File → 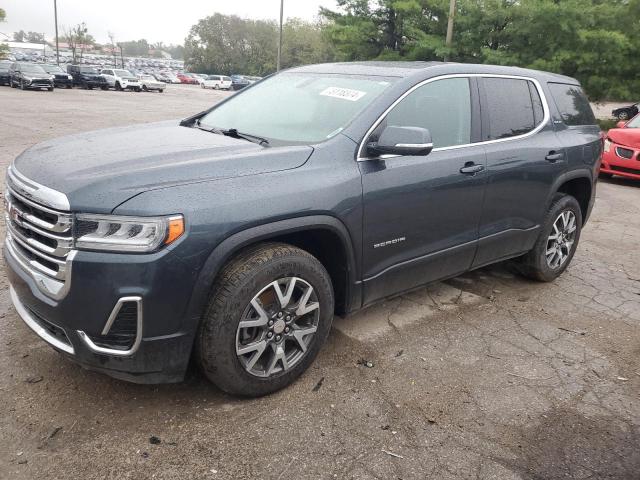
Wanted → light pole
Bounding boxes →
[276,0,283,71]
[444,0,456,61]
[54,0,60,64]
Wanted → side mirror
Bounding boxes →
[367,126,433,157]
[616,121,627,129]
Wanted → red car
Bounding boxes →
[176,73,198,85]
[601,114,640,180]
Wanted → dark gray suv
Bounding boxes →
[4,62,601,396]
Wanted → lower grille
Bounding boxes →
[610,165,640,175]
[87,302,138,351]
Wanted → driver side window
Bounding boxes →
[376,77,472,149]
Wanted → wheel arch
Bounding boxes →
[184,215,361,325]
[548,170,593,225]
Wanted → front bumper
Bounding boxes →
[4,235,198,384]
[601,144,640,180]
[23,78,53,89]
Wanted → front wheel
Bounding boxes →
[197,243,334,396]
[617,111,630,121]
[516,194,582,282]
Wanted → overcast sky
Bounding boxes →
[1,0,338,45]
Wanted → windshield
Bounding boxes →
[0,64,10,72]
[115,69,134,77]
[80,67,98,74]
[22,64,46,74]
[626,115,640,128]
[199,73,395,144]
[141,75,154,80]
[43,65,63,73]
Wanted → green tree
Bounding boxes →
[0,8,7,59]
[63,22,94,64]
[26,31,45,43]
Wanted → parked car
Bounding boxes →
[42,64,73,89]
[245,76,263,84]
[137,74,165,92]
[9,62,54,91]
[100,68,142,91]
[67,65,108,89]
[192,73,208,85]
[201,75,232,90]
[0,60,11,86]
[230,74,250,90]
[601,114,640,180]
[177,73,198,84]
[612,102,639,121]
[4,62,600,396]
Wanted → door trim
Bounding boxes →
[357,73,551,161]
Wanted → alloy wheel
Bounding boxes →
[546,210,577,269]
[235,277,320,378]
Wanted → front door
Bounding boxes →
[359,76,487,305]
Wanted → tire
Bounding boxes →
[197,243,334,397]
[115,81,122,91]
[516,194,582,282]
[48,87,53,92]
[214,84,219,90]
[618,111,629,120]
[159,89,164,93]
[20,80,25,90]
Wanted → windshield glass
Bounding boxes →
[22,64,46,73]
[115,69,133,77]
[0,64,10,72]
[199,73,395,144]
[43,65,63,73]
[626,115,640,128]
[80,67,98,74]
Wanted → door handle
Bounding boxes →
[460,163,485,175]
[545,151,565,162]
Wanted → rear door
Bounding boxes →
[473,76,566,268]
[101,69,115,86]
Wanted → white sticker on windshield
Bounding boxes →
[320,87,367,102]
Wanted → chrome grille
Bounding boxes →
[5,166,74,299]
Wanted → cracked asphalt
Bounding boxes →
[1,85,639,480]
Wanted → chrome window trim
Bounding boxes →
[9,286,75,355]
[357,73,551,161]
[77,296,143,357]
[395,142,434,148]
[7,164,71,211]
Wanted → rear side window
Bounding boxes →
[548,83,596,126]
[483,78,543,140]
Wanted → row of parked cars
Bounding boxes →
[0,59,261,93]
[0,61,166,92]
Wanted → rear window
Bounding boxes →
[483,78,543,140]
[548,83,596,126]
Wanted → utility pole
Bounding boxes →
[43,33,46,58]
[276,0,284,71]
[119,44,124,68]
[53,0,60,64]
[444,0,456,62]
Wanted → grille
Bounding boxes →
[615,146,634,159]
[87,302,138,351]
[5,182,73,286]
[26,304,73,349]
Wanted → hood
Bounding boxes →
[13,121,313,212]
[607,128,640,148]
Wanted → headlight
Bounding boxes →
[603,138,612,152]
[74,214,184,253]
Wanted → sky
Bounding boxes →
[1,0,338,45]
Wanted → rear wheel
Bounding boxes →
[516,194,582,282]
[197,243,334,396]
[617,111,630,120]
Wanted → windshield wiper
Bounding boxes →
[194,121,269,146]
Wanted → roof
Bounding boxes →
[287,61,578,84]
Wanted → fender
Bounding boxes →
[183,215,361,325]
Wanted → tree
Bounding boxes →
[320,0,640,100]
[184,14,333,75]
[0,8,7,59]
[13,29,26,42]
[119,39,150,57]
[63,22,94,64]
[26,32,45,43]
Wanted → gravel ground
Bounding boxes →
[1,84,639,480]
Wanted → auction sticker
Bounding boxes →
[320,87,367,102]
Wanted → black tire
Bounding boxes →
[618,111,629,121]
[214,84,219,90]
[516,194,582,282]
[101,85,108,90]
[142,85,148,92]
[197,243,334,396]
[20,80,25,90]
[115,81,122,91]
[48,87,53,92]
[159,89,164,93]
